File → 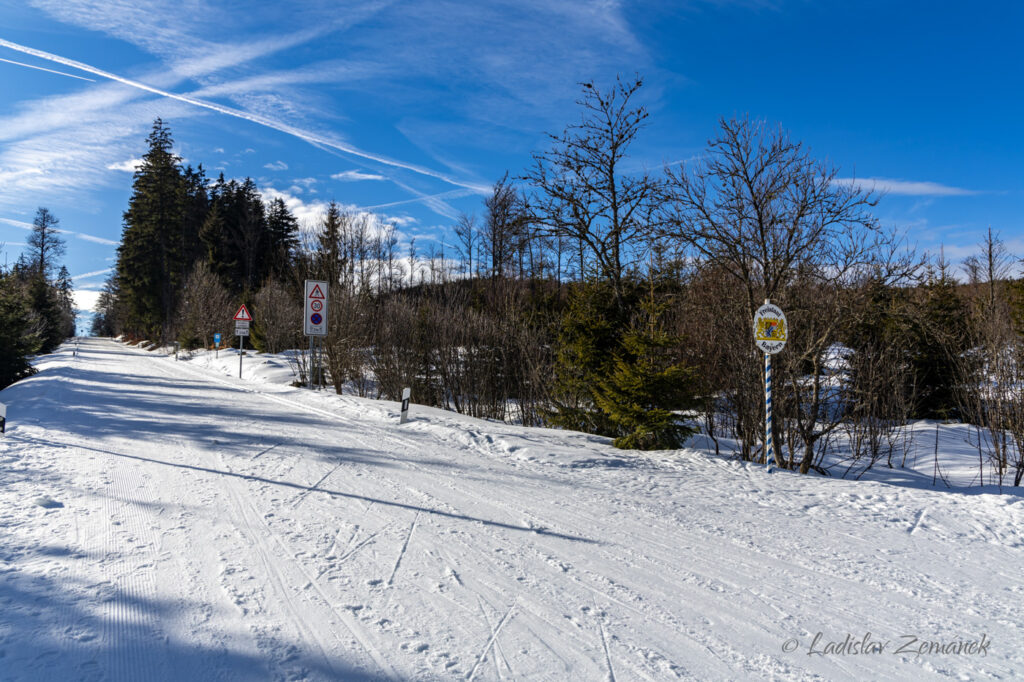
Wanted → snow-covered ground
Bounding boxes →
[0,338,1021,681]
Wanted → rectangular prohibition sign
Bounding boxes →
[304,279,328,336]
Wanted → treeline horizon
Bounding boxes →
[74,78,1024,484]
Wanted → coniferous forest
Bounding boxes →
[5,78,1011,486]
[0,207,76,389]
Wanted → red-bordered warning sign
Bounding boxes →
[304,280,328,336]
[233,304,252,321]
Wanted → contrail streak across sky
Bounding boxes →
[0,38,489,195]
[0,56,96,82]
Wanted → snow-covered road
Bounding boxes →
[0,338,1021,680]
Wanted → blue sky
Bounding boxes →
[1,0,1021,321]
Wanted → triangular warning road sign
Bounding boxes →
[233,304,252,321]
[308,284,325,299]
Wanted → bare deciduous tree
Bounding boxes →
[663,117,916,472]
[253,277,301,354]
[176,260,234,349]
[524,77,662,306]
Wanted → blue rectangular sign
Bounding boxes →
[214,333,221,347]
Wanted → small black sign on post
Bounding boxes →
[400,388,411,424]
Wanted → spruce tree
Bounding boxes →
[593,296,698,449]
[906,264,968,419]
[202,177,273,294]
[28,275,66,353]
[56,265,76,337]
[117,119,186,339]
[546,281,624,436]
[266,197,299,279]
[27,207,66,279]
[180,164,210,271]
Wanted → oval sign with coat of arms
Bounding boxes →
[753,302,787,354]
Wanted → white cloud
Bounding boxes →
[332,170,387,182]
[72,288,102,312]
[264,160,288,171]
[107,158,144,172]
[833,177,980,197]
[261,186,415,238]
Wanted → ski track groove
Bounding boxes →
[291,461,346,509]
[466,599,517,682]
[594,597,617,682]
[386,513,418,588]
[210,444,400,680]
[476,595,510,680]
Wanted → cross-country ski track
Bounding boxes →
[0,338,1021,680]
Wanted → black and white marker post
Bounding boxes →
[0,401,7,434]
[753,300,788,472]
[400,387,411,424]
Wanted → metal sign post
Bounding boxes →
[400,387,411,424]
[753,300,788,471]
[303,280,328,390]
[234,305,253,379]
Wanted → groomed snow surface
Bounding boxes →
[0,338,1021,681]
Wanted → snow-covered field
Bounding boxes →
[0,338,1021,681]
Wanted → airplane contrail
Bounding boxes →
[0,56,96,82]
[0,38,489,194]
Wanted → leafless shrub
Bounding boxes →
[175,261,234,349]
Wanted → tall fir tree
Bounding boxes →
[908,263,969,419]
[315,201,345,285]
[27,207,66,279]
[117,119,190,339]
[56,265,76,337]
[265,197,299,279]
[202,176,273,294]
[180,164,211,271]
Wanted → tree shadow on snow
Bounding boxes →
[0,538,388,682]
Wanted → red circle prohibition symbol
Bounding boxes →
[311,300,323,311]
[310,313,323,325]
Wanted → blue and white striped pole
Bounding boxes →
[765,350,774,471]
[755,298,785,472]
